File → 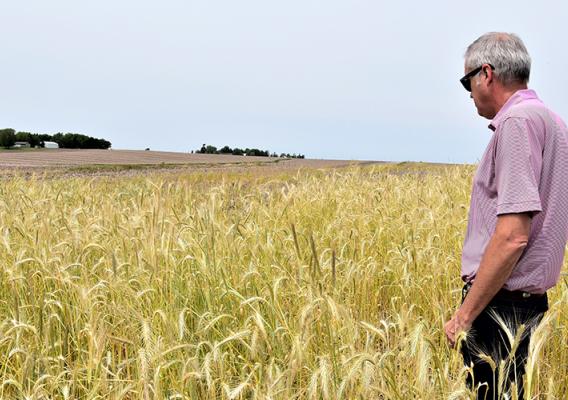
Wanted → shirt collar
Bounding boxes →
[488,89,539,131]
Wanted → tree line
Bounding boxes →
[195,144,305,159]
[0,128,112,149]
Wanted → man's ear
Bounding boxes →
[483,64,494,85]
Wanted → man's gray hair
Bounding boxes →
[465,32,531,86]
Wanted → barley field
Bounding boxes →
[0,164,566,399]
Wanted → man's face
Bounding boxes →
[464,65,492,119]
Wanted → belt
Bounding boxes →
[462,282,545,302]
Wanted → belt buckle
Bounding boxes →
[522,292,531,298]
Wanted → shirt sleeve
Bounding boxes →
[494,117,543,216]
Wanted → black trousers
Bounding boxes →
[460,286,548,399]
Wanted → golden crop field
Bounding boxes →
[0,164,566,399]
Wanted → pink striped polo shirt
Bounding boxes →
[461,89,568,294]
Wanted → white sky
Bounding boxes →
[1,0,567,162]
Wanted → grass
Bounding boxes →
[0,164,565,399]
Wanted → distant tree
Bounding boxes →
[244,148,269,157]
[1,129,111,149]
[12,131,41,147]
[194,144,303,158]
[14,131,29,141]
[195,144,219,154]
[0,128,16,148]
[205,145,217,154]
[51,133,111,149]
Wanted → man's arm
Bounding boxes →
[445,212,532,346]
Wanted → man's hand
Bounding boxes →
[445,213,532,347]
[444,310,472,347]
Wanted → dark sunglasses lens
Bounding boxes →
[460,66,484,92]
[460,77,471,92]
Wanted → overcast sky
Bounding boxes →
[1,1,567,162]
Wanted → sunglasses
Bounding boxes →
[460,64,495,92]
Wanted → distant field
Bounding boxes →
[0,149,280,167]
[0,149,366,170]
[0,149,378,179]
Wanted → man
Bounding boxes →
[445,32,568,399]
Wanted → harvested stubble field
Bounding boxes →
[0,150,366,179]
[0,163,566,399]
[0,149,280,167]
